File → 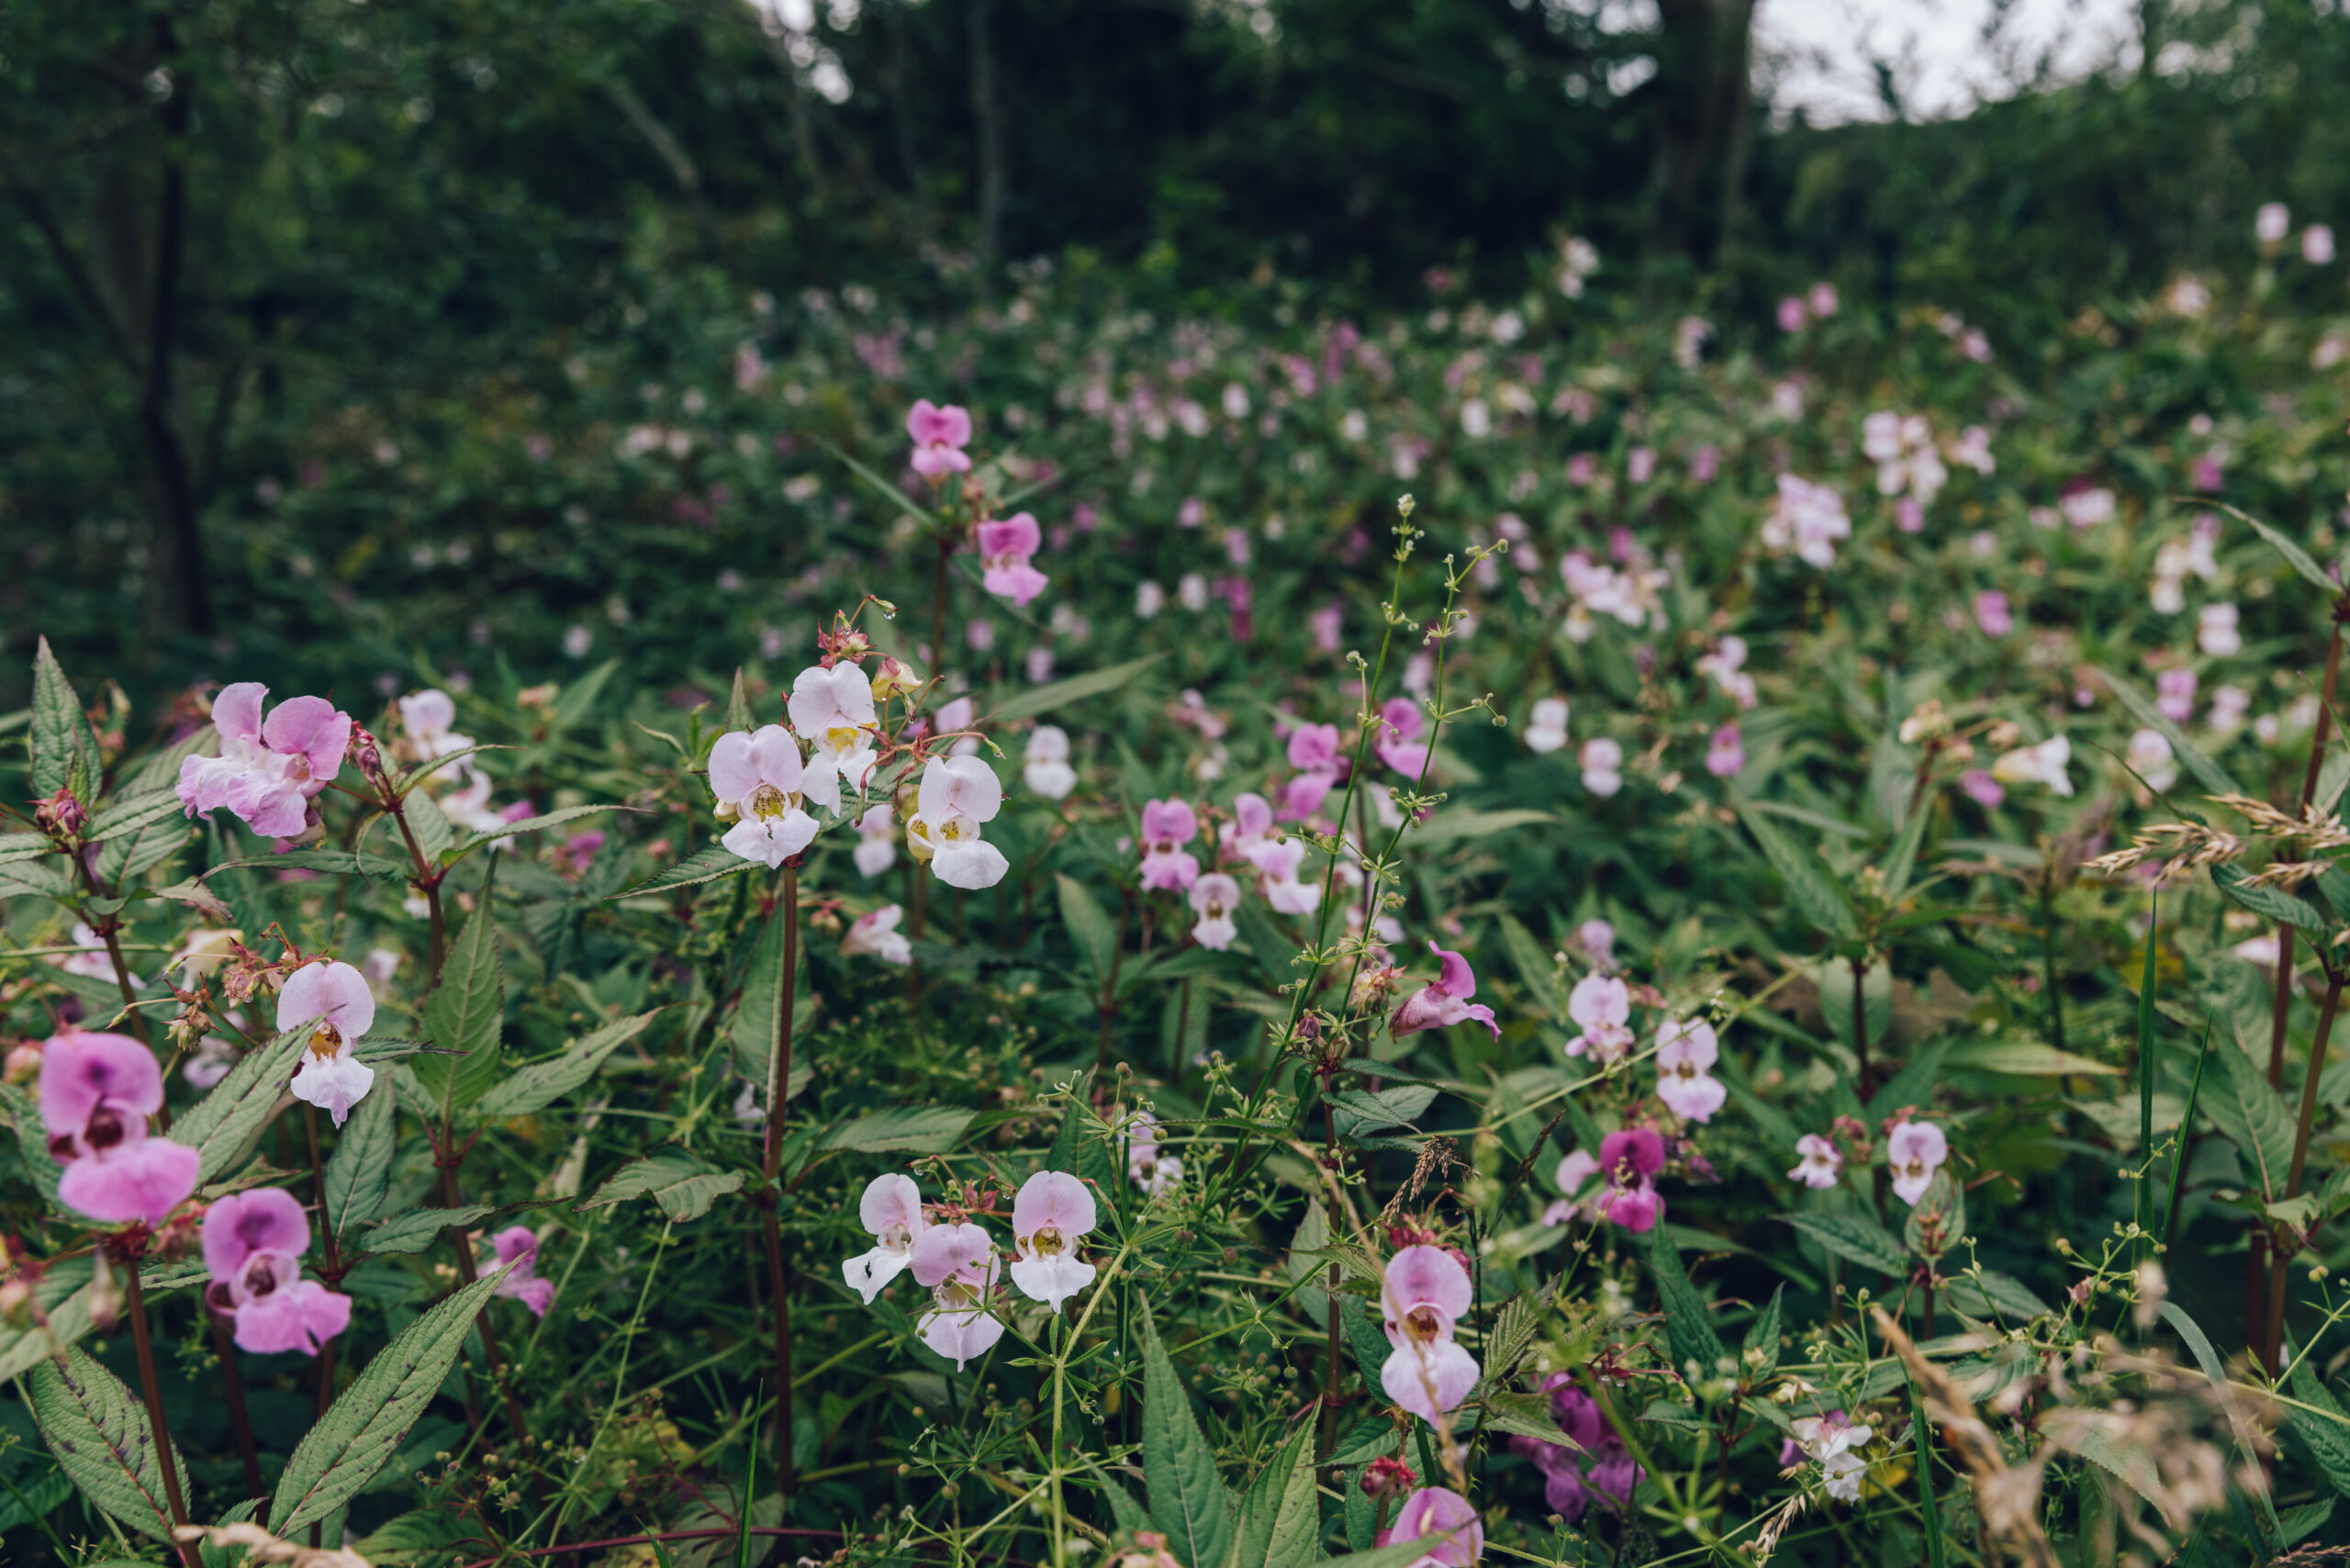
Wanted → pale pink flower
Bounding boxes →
[1190,873,1241,951]
[1257,838,1320,915]
[910,1220,1004,1369]
[2256,201,2291,245]
[842,904,912,965]
[2155,666,2199,722]
[1974,591,2012,636]
[1990,735,2072,798]
[854,803,897,878]
[1577,919,1616,967]
[977,513,1050,608]
[1377,698,1431,778]
[1010,1170,1098,1312]
[176,682,352,839]
[1379,1247,1481,1425]
[2306,225,2338,266]
[1960,768,2004,810]
[2126,728,2178,792]
[2198,603,2241,657]
[1125,1114,1182,1196]
[1788,1133,1842,1189]
[1579,737,1623,797]
[1288,722,1341,771]
[395,689,472,765]
[1525,697,1570,755]
[278,960,378,1127]
[908,756,1008,890]
[1654,1018,1726,1123]
[1379,1485,1483,1566]
[907,399,972,477]
[1886,1119,1948,1206]
[1391,941,1499,1040]
[1138,799,1201,891]
[40,1030,200,1226]
[1705,724,1744,779]
[1544,1148,1602,1226]
[1024,726,1077,800]
[710,725,822,868]
[202,1188,351,1355]
[1761,475,1850,568]
[844,1173,929,1304]
[1564,974,1632,1063]
[488,1226,556,1316]
[1808,282,1839,318]
[1777,296,1807,332]
[788,663,879,796]
[2232,935,2282,971]
[1220,790,1277,867]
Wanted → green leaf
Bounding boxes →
[405,789,455,868]
[413,866,505,1119]
[1734,799,1856,939]
[1495,914,1564,1022]
[208,848,411,881]
[1325,1539,1480,1568]
[1405,808,1559,850]
[1084,1462,1155,1536]
[0,1471,73,1536]
[1643,1226,1729,1374]
[0,1260,204,1384]
[452,804,621,860]
[475,1010,661,1122]
[270,1266,509,1534]
[1338,1294,1391,1390]
[820,434,941,526]
[1229,1419,1319,1568]
[1881,801,1933,901]
[0,1082,60,1207]
[2287,1355,2350,1499]
[29,637,97,801]
[1902,1170,1967,1263]
[1484,1288,1543,1383]
[1785,1212,1910,1276]
[2203,1039,2298,1204]
[173,1031,303,1183]
[1480,1388,1573,1445]
[1056,873,1119,988]
[820,1106,975,1154]
[83,789,185,846]
[611,844,760,899]
[1742,1285,1785,1379]
[324,1080,400,1236]
[1942,1271,2051,1322]
[1044,1088,1120,1193]
[728,666,757,734]
[2208,499,2344,599]
[1866,1038,1948,1121]
[363,1204,497,1256]
[28,1346,191,1541]
[579,1154,744,1221]
[989,655,1167,724]
[0,832,52,864]
[0,857,73,902]
[2098,666,2244,799]
[729,909,807,1087]
[1329,1417,1400,1465]
[2210,862,2329,935]
[1942,1039,2122,1076]
[1136,1297,1235,1568]
[550,660,621,733]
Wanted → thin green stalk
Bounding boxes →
[548,1220,673,1546]
[2266,969,2344,1369]
[2134,890,2158,1262]
[2160,1024,2214,1251]
[1908,1375,1948,1568]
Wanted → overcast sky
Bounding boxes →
[1753,0,2143,123]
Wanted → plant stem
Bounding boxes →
[2134,890,2158,1264]
[386,792,447,985]
[1851,956,1872,1101]
[122,1259,196,1565]
[2265,969,2344,1370]
[207,1308,265,1504]
[2038,874,2065,1055]
[763,864,802,1496]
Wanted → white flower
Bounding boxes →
[907,756,1008,890]
[843,1174,928,1305]
[2125,728,2177,793]
[1788,1134,1841,1189]
[842,905,912,965]
[788,663,879,799]
[709,725,822,868]
[1190,873,1241,950]
[1525,697,1570,755]
[2198,602,2241,657]
[854,803,896,878]
[1580,737,1624,798]
[1024,725,1078,800]
[1989,735,2072,798]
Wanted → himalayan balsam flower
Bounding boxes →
[1379,1246,1480,1425]
[1974,591,2012,636]
[278,960,378,1127]
[2308,225,2338,265]
[907,399,972,477]
[854,803,897,878]
[40,1030,200,1226]
[909,1221,1003,1370]
[1221,791,1277,866]
[1792,1411,1874,1502]
[1544,1148,1601,1226]
[1024,725,1078,800]
[788,663,880,796]
[2126,728,2178,792]
[1960,768,2005,810]
[1593,1126,1666,1232]
[907,756,1009,890]
[1565,974,1632,1063]
[1010,1170,1098,1312]
[710,725,822,868]
[176,682,352,839]
[1761,475,1851,568]
[1654,1018,1726,1123]
[1138,799,1201,891]
[1579,737,1623,797]
[2199,603,2241,657]
[1789,1133,1843,1189]
[1524,697,1570,755]
[202,1188,352,1355]
[842,905,912,965]
[845,1174,929,1303]
[1378,1485,1483,1566]
[488,1226,556,1316]
[1377,698,1431,778]
[1509,1376,1639,1522]
[1190,873,1241,950]
[2256,201,2291,244]
[1705,724,1744,779]
[1577,918,1616,967]
[1126,1114,1182,1196]
[1886,1119,1949,1206]
[1990,735,2072,797]
[977,513,1050,608]
[2156,666,2199,722]
[1256,838,1320,915]
[1696,636,1758,709]
[1391,941,1499,1039]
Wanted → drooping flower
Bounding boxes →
[487,1226,557,1316]
[1576,919,1616,968]
[1190,873,1241,950]
[788,663,880,796]
[854,803,897,878]
[1009,1170,1098,1312]
[1542,1148,1603,1226]
[201,1188,352,1355]
[40,1030,200,1226]
[977,514,1050,608]
[1792,1410,1874,1501]
[395,689,474,765]
[1886,1119,1949,1206]
[842,905,913,965]
[1989,735,2072,798]
[1653,1018,1726,1123]
[1788,1133,1842,1189]
[1379,1246,1481,1425]
[1704,724,1744,779]
[1579,738,1623,797]
[1024,725,1078,800]
[1138,799,1201,891]
[1391,941,1499,1039]
[1125,1114,1182,1196]
[907,399,973,477]
[1377,1485,1483,1566]
[909,1221,1003,1370]
[1564,974,1633,1063]
[1507,1375,1628,1521]
[907,756,1009,890]
[1524,697,1570,755]
[176,683,353,840]
[710,725,823,867]
[1593,1127,1666,1232]
[1377,698,1432,778]
[1288,722,1341,772]
[1256,837,1321,915]
[278,959,379,1127]
[1220,791,1276,866]
[845,1173,930,1305]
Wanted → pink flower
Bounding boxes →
[1593,1127,1665,1232]
[1391,941,1499,1040]
[1544,1148,1602,1226]
[977,513,1050,608]
[1704,724,1744,779]
[854,803,897,878]
[844,1173,929,1304]
[1777,296,1807,332]
[202,1188,351,1355]
[1809,282,1840,318]
[1579,737,1623,797]
[278,959,378,1127]
[1974,591,2012,636]
[2156,666,2199,723]
[1654,1019,1726,1123]
[710,725,822,868]
[176,683,352,840]
[1010,1170,1098,1312]
[842,904,912,965]
[1024,726,1077,800]
[1379,1247,1481,1426]
[1377,698,1431,778]
[1378,1485,1483,1566]
[1887,1120,1948,1205]
[1126,1114,1182,1196]
[1507,1376,1625,1521]
[907,399,972,478]
[1220,790,1276,864]
[1576,919,1616,967]
[1190,873,1241,950]
[1564,975,1632,1063]
[40,1030,200,1226]
[1280,769,1337,822]
[1138,800,1201,891]
[910,1221,1003,1370]
[1959,768,2004,810]
[488,1226,556,1316]
[1789,1133,1842,1189]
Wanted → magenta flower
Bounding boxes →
[1288,722,1341,771]
[40,1030,199,1226]
[845,1174,930,1304]
[1391,941,1499,1039]
[906,399,972,478]
[909,756,1008,890]
[176,682,352,840]
[201,1188,352,1355]
[1220,790,1276,865]
[1009,1170,1098,1312]
[278,959,378,1127]
[1280,768,1337,822]
[1377,1485,1483,1566]
[1887,1120,1948,1205]
[1959,768,2005,810]
[1777,296,1808,332]
[711,725,822,868]
[488,1226,556,1316]
[976,514,1050,608]
[1543,1148,1602,1226]
[909,1221,1004,1370]
[2156,666,2199,723]
[1377,698,1432,778]
[1190,873,1241,951]
[1379,1246,1481,1426]
[1138,799,1201,891]
[1507,1375,1614,1520]
[1564,974,1632,1063]
[1704,724,1744,779]
[1974,591,2013,637]
[1789,1133,1842,1189]
[1653,1019,1726,1123]
[1593,1127,1665,1233]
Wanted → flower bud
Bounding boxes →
[3,1040,41,1085]
[33,787,86,839]
[1361,1454,1419,1498]
[87,1252,122,1332]
[872,655,919,700]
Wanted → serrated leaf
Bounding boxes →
[2203,1039,2297,1204]
[28,1346,191,1541]
[83,789,185,845]
[579,1154,744,1221]
[452,804,621,859]
[475,1010,660,1122]
[413,867,504,1120]
[363,1204,497,1256]
[1742,1285,1784,1379]
[270,1266,508,1533]
[729,909,809,1087]
[1644,1225,1729,1373]
[404,790,455,868]
[990,655,1166,724]
[1484,1290,1541,1383]
[2098,666,2244,799]
[1943,1271,2052,1322]
[1338,1294,1392,1390]
[29,636,97,801]
[1785,1212,1910,1275]
[0,857,73,901]
[819,1106,975,1154]
[1328,1084,1438,1138]
[1229,1419,1317,1568]
[1325,1538,1478,1567]
[1086,1462,1155,1536]
[1942,1039,2121,1076]
[1137,1297,1234,1568]
[0,832,51,864]
[1734,798,1857,941]
[1056,873,1118,988]
[173,1030,303,1183]
[2210,862,2329,935]
[728,666,756,734]
[2288,1355,2350,1499]
[1480,1388,1573,1446]
[0,1081,62,1208]
[0,1260,205,1383]
[1329,1416,1400,1465]
[207,849,410,881]
[151,876,233,922]
[611,843,760,899]
[324,1080,400,1236]
[1903,1170,1967,1262]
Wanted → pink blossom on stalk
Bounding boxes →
[906,399,972,477]
[202,1188,352,1354]
[844,1173,930,1303]
[907,756,1008,890]
[1542,1148,1602,1226]
[909,1221,1004,1370]
[1777,296,1807,332]
[1809,282,1840,318]
[1024,726,1078,800]
[1009,1170,1098,1312]
[1379,1247,1481,1425]
[1564,975,1633,1063]
[1974,591,2012,636]
[1288,722,1341,771]
[1377,698,1431,778]
[1256,838,1321,915]
[2156,667,2199,723]
[710,725,822,868]
[1654,1019,1726,1123]
[788,663,880,795]
[1577,919,1616,967]
[176,682,353,839]
[1190,873,1241,950]
[40,1030,200,1226]
[1705,725,1744,779]
[1959,768,2005,810]
[1138,800,1201,891]
[1221,791,1277,866]
[1311,604,1343,653]
[1789,1133,1843,1189]
[1390,941,1499,1039]
[277,960,378,1127]
[1126,1114,1183,1196]
[1377,1485,1483,1565]
[976,513,1051,608]
[488,1226,557,1316]
[1886,1119,1949,1205]
[2198,603,2241,657]
[2307,225,2338,265]
[842,905,912,965]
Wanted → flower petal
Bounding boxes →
[203,1188,310,1282]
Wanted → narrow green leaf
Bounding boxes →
[1742,1285,1785,1379]
[2207,499,2344,599]
[1643,1226,1729,1373]
[1055,873,1119,988]
[414,865,505,1119]
[578,1154,744,1221]
[728,666,756,734]
[324,1080,399,1236]
[1084,1462,1155,1536]
[82,789,185,845]
[1137,1297,1235,1568]
[2135,891,2159,1248]
[1734,799,1857,940]
[451,804,621,860]
[1866,1038,1949,1121]
[207,849,410,881]
[405,789,454,868]
[2202,1039,2298,1204]
[1882,801,1933,902]
[1942,1040,2121,1076]
[474,1010,661,1122]
[728,908,800,1086]
[28,1347,191,1541]
[173,1031,303,1183]
[2098,666,2244,799]
[1495,914,1564,1022]
[1942,1271,2052,1323]
[819,434,941,526]
[611,844,760,899]
[990,655,1167,724]
[820,1106,975,1154]
[1404,808,1558,850]
[1784,1212,1910,1275]
[0,858,73,901]
[363,1204,498,1256]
